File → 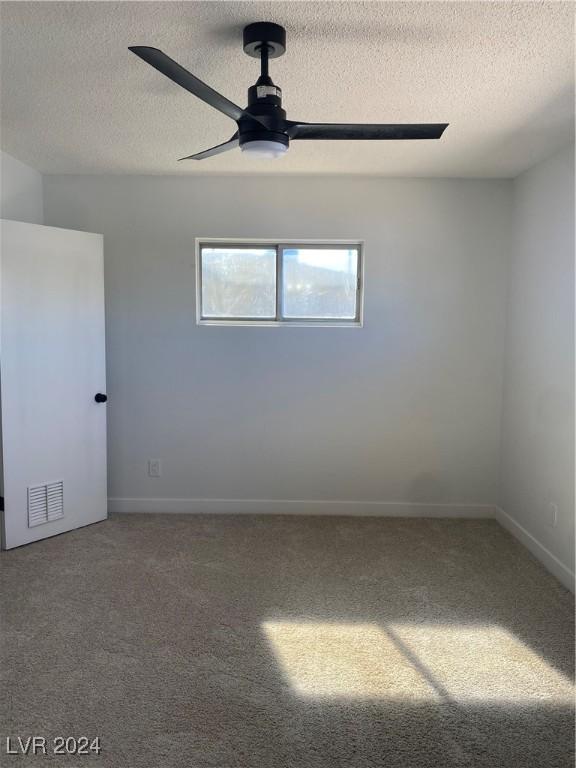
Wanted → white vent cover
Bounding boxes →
[28,481,64,527]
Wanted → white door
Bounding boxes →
[1,219,107,549]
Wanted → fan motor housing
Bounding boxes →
[240,94,289,148]
[237,122,290,152]
[247,80,282,108]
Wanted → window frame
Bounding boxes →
[195,239,364,327]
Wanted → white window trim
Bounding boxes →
[195,238,365,327]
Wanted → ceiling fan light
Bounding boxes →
[241,139,288,159]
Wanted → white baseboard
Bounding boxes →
[108,497,495,518]
[495,505,575,592]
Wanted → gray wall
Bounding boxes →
[0,151,43,224]
[499,144,575,586]
[44,175,511,512]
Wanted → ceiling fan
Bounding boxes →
[130,22,448,161]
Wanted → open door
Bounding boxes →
[1,219,107,549]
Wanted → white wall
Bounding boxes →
[0,151,43,224]
[0,149,44,498]
[44,175,511,514]
[498,144,575,589]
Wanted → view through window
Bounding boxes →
[198,242,362,325]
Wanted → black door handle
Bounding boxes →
[95,393,108,403]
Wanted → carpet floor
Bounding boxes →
[1,514,574,767]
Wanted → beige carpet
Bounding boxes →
[1,514,574,767]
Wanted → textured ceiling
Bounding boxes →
[1,1,574,177]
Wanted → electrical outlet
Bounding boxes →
[547,502,558,528]
[148,459,161,478]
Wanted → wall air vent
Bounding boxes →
[27,481,64,528]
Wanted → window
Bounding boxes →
[197,241,363,325]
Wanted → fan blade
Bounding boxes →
[129,46,265,127]
[178,135,239,161]
[287,122,448,140]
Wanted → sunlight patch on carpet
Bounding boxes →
[389,623,574,703]
[263,620,574,702]
[262,621,438,699]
